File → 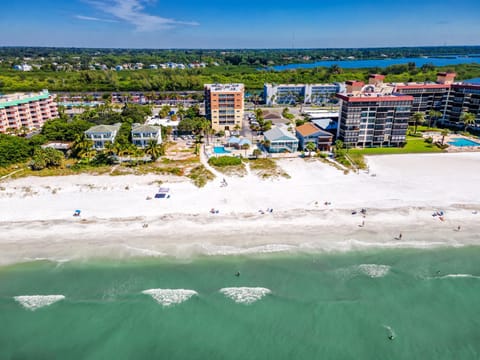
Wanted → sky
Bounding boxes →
[0,0,480,49]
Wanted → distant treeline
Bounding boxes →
[1,46,480,68]
[1,62,480,93]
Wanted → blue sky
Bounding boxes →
[1,0,479,48]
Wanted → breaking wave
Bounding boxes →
[142,289,197,307]
[220,287,271,304]
[14,295,65,311]
[440,273,480,279]
[358,264,391,278]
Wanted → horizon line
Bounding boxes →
[1,45,480,51]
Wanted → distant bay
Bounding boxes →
[271,56,480,71]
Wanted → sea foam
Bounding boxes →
[358,264,391,278]
[14,295,65,311]
[440,274,480,279]
[142,289,197,307]
[220,287,271,304]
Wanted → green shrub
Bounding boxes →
[0,134,33,167]
[208,156,242,167]
[30,147,65,170]
[424,137,433,144]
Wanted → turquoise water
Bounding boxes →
[272,56,480,70]
[1,247,480,359]
[214,146,231,154]
[448,138,480,147]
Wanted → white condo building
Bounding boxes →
[264,83,346,105]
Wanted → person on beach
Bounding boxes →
[457,225,461,231]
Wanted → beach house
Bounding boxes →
[264,124,299,153]
[131,124,162,148]
[296,123,333,151]
[85,123,121,150]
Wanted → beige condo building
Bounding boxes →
[204,83,244,132]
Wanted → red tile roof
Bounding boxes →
[296,123,331,137]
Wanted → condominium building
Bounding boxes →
[445,83,480,125]
[264,83,345,105]
[204,83,244,132]
[337,83,413,147]
[0,90,58,134]
[393,73,454,123]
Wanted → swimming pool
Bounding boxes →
[213,146,231,154]
[448,138,480,147]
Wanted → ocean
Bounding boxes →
[1,246,480,359]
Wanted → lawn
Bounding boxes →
[348,136,444,156]
[345,136,444,169]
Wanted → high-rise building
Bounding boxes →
[204,83,244,132]
[445,83,480,124]
[393,73,454,123]
[337,87,413,148]
[0,90,58,134]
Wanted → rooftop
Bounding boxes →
[264,125,297,141]
[131,124,161,133]
[394,82,451,89]
[296,123,331,137]
[85,123,122,133]
[311,118,338,131]
[337,93,413,102]
[205,83,244,92]
[0,90,52,109]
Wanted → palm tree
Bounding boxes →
[305,142,316,157]
[252,149,262,159]
[72,134,94,159]
[145,141,164,161]
[411,112,425,134]
[428,110,442,128]
[441,129,449,145]
[460,112,476,132]
[241,143,250,157]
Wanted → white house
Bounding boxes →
[131,124,162,148]
[85,123,122,150]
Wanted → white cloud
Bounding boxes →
[75,15,118,23]
[83,0,199,31]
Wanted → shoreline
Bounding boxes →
[0,205,478,266]
[2,152,480,265]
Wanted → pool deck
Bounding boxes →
[424,132,480,153]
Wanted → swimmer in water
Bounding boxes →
[388,335,394,340]
[235,271,240,277]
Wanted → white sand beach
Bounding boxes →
[1,152,480,265]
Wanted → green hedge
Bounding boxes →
[208,156,242,167]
